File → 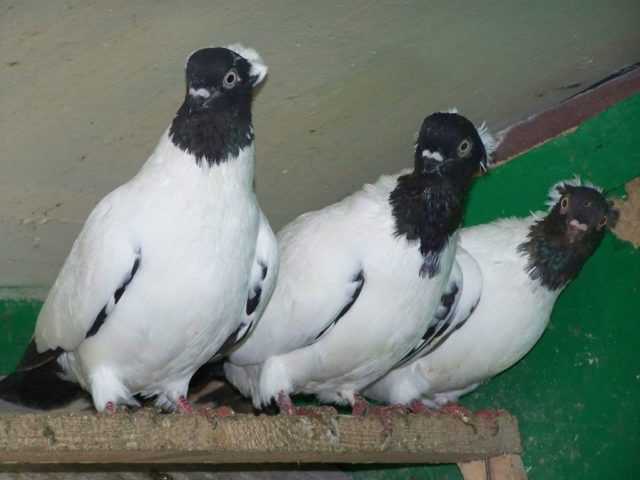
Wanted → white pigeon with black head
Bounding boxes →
[364,178,618,408]
[0,45,277,413]
[224,112,492,413]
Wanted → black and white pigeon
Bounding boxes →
[0,44,278,413]
[364,178,618,409]
[224,111,493,413]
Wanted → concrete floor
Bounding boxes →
[1,0,640,286]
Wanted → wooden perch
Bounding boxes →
[0,408,521,464]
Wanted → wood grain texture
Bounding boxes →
[0,409,521,464]
[459,454,528,480]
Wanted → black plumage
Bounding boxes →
[169,48,257,167]
[390,112,488,278]
[0,357,85,409]
[519,184,619,290]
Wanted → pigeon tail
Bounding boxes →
[0,361,84,410]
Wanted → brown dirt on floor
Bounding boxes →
[612,177,640,248]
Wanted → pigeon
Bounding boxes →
[224,111,493,413]
[363,178,618,409]
[0,44,278,413]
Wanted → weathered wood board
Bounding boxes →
[0,409,521,465]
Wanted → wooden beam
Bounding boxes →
[0,409,521,464]
[459,454,528,480]
[493,64,640,165]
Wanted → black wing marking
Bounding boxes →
[393,279,461,369]
[86,249,142,338]
[424,298,479,355]
[15,340,65,372]
[211,261,270,362]
[210,323,250,361]
[311,270,365,344]
[246,262,268,316]
[0,355,86,408]
[16,249,143,371]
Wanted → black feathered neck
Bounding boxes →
[169,97,254,167]
[390,172,472,278]
[518,213,604,290]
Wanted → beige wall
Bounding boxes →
[1,0,639,286]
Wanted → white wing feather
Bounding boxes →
[34,188,140,353]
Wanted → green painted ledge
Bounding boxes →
[0,94,639,479]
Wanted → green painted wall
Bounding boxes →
[0,299,41,373]
[0,95,639,478]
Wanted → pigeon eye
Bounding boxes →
[223,69,239,89]
[599,216,607,227]
[457,139,471,156]
[560,196,569,210]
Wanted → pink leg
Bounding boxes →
[276,391,298,415]
[175,395,194,414]
[408,400,436,414]
[351,394,369,416]
[104,401,117,414]
[351,395,404,436]
[439,402,476,431]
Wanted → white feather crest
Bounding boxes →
[225,43,268,86]
[477,122,498,158]
[546,176,604,209]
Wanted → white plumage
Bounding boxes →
[364,178,616,407]
[364,216,552,406]
[12,45,278,412]
[226,112,491,410]
[229,171,455,408]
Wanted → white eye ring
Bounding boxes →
[561,196,569,209]
[223,68,239,89]
[457,139,471,156]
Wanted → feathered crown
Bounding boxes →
[187,44,268,87]
[546,176,604,209]
[225,44,268,86]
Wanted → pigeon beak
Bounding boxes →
[419,149,445,175]
[422,149,444,163]
[567,219,588,243]
[187,86,219,115]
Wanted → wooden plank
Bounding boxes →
[488,454,528,480]
[0,409,521,464]
[459,454,528,480]
[459,459,490,480]
[493,65,640,164]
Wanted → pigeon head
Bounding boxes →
[170,44,268,166]
[390,112,494,278]
[518,178,618,290]
[414,112,490,181]
[185,45,268,116]
[546,179,619,244]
